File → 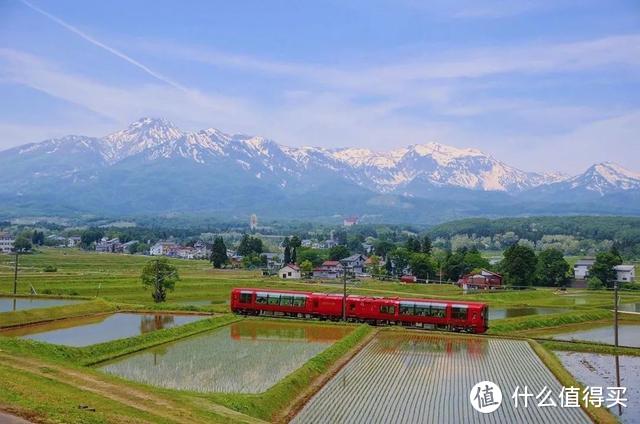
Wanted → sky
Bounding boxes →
[0,0,639,174]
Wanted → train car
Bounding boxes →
[230,288,488,334]
[230,288,314,317]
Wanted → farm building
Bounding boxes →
[312,260,344,279]
[0,232,14,253]
[458,269,503,289]
[340,254,368,274]
[573,257,595,280]
[614,265,635,283]
[279,264,301,279]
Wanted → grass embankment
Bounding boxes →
[529,341,618,424]
[539,339,640,357]
[488,309,612,334]
[0,299,116,329]
[206,324,373,422]
[0,314,240,366]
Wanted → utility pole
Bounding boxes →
[13,251,19,295]
[614,280,619,347]
[342,267,347,322]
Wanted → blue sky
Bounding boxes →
[0,0,639,173]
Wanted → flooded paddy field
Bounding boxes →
[550,324,640,348]
[0,312,205,346]
[293,333,590,424]
[0,296,84,313]
[557,351,640,424]
[99,320,352,393]
[488,306,572,320]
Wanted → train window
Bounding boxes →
[380,305,395,314]
[281,295,293,306]
[267,295,280,305]
[293,296,306,307]
[239,293,252,304]
[256,294,268,304]
[399,303,413,315]
[451,306,467,320]
[430,306,446,318]
[415,305,429,316]
[349,303,356,311]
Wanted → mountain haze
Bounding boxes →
[1,118,638,224]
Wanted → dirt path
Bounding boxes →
[0,353,264,424]
[0,411,33,424]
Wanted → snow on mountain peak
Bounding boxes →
[103,117,183,162]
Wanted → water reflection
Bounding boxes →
[489,307,571,320]
[552,324,640,348]
[0,296,84,313]
[100,321,351,393]
[0,313,204,347]
[557,351,639,424]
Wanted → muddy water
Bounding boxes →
[489,306,572,320]
[557,351,640,424]
[551,324,640,348]
[99,320,352,393]
[0,297,83,313]
[1,312,205,346]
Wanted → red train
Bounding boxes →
[230,288,489,333]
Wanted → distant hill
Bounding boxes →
[1,117,639,224]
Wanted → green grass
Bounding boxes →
[488,309,612,334]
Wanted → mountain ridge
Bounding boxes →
[1,117,638,223]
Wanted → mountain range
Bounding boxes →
[1,117,639,224]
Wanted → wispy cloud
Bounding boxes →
[18,0,188,92]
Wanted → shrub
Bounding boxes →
[587,276,604,290]
[43,265,58,272]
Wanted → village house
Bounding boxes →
[262,252,283,270]
[573,258,596,280]
[340,254,368,275]
[458,269,503,289]
[67,236,81,247]
[0,232,14,253]
[279,264,301,279]
[150,241,179,256]
[95,237,123,253]
[614,265,636,283]
[312,260,344,279]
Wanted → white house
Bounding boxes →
[614,265,635,283]
[279,264,301,279]
[573,258,595,280]
[313,260,344,279]
[341,254,368,274]
[150,241,178,256]
[0,232,14,253]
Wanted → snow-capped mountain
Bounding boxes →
[0,117,638,222]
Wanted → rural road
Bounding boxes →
[0,411,32,424]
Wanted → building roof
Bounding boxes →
[575,259,596,266]
[322,260,342,266]
[614,265,635,271]
[342,254,366,262]
[281,263,300,271]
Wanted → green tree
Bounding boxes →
[80,228,104,249]
[210,236,228,268]
[374,240,395,259]
[237,234,263,256]
[587,276,604,290]
[242,253,266,269]
[368,255,381,277]
[140,258,179,303]
[300,259,313,277]
[590,250,623,286]
[405,237,422,253]
[502,244,538,287]
[13,235,32,252]
[296,247,327,267]
[390,247,412,276]
[385,256,393,275]
[409,253,435,280]
[329,245,350,261]
[31,230,45,246]
[536,248,570,287]
[421,235,432,255]
[290,235,302,263]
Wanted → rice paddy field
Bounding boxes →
[1,247,639,423]
[292,333,591,424]
[99,320,352,393]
